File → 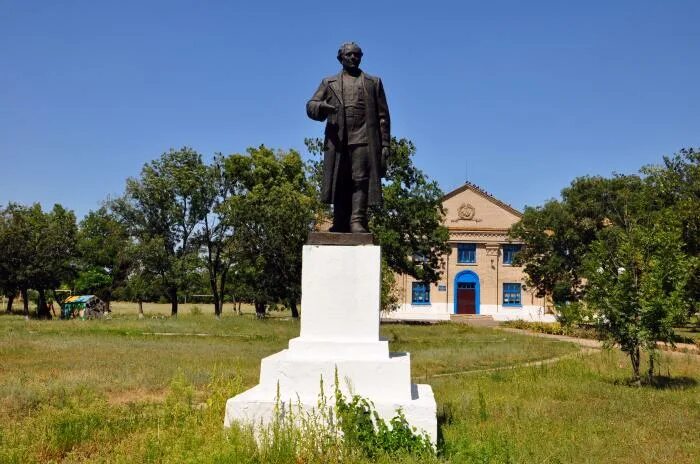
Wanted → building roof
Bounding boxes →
[64,295,97,303]
[442,181,522,218]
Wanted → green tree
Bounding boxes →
[510,174,646,308]
[509,200,580,304]
[74,268,112,297]
[584,213,692,383]
[76,207,132,310]
[32,204,78,318]
[1,203,78,318]
[196,154,238,317]
[0,206,17,312]
[119,242,161,318]
[511,155,696,382]
[305,137,450,309]
[370,138,450,284]
[222,146,318,318]
[0,204,34,315]
[113,147,210,316]
[641,148,700,318]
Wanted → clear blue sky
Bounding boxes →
[1,0,698,219]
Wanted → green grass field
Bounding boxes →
[0,303,698,463]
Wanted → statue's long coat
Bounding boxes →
[306,71,390,206]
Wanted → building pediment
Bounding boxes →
[442,182,522,230]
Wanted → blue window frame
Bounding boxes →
[457,282,475,290]
[457,243,476,263]
[412,282,430,305]
[503,244,522,265]
[503,283,522,306]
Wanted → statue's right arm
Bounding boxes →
[306,80,329,121]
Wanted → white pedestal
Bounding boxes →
[224,243,437,444]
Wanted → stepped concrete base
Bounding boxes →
[224,243,437,444]
[224,382,436,443]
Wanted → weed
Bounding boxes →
[0,305,698,463]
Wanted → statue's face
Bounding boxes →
[340,45,362,71]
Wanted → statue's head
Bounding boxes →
[337,42,363,71]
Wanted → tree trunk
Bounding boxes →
[647,351,656,384]
[37,288,51,319]
[5,294,14,313]
[138,299,144,319]
[255,300,266,319]
[210,276,221,318]
[290,299,299,318]
[237,301,242,315]
[21,287,29,319]
[217,271,228,319]
[169,287,178,316]
[630,346,641,385]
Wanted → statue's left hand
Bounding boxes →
[381,146,390,177]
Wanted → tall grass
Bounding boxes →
[0,306,698,463]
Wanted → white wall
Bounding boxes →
[382,303,451,321]
[384,303,556,323]
[479,304,556,322]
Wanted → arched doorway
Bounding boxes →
[454,270,480,314]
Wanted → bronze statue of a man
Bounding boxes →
[307,42,390,233]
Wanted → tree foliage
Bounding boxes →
[222,146,319,317]
[584,212,692,383]
[76,207,132,310]
[641,148,700,314]
[0,203,77,318]
[113,147,210,316]
[511,148,699,382]
[195,154,239,317]
[370,138,450,284]
[510,174,645,304]
[305,137,449,310]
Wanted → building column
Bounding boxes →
[485,245,500,312]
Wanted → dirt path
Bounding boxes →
[422,328,699,381]
[498,327,699,356]
[417,348,597,380]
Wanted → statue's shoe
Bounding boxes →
[350,222,368,233]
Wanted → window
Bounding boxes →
[412,282,430,305]
[457,243,476,264]
[503,283,522,306]
[503,244,522,265]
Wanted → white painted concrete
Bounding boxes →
[225,244,437,444]
[382,303,451,322]
[386,303,556,322]
[479,304,556,322]
[300,245,381,342]
[259,350,413,401]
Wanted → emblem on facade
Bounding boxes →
[485,246,500,257]
[451,203,482,223]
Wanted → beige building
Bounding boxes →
[385,182,555,322]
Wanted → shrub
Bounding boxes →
[254,373,435,462]
[501,320,600,339]
[555,301,595,327]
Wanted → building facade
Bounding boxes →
[384,182,555,322]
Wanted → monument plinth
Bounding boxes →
[224,237,437,443]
